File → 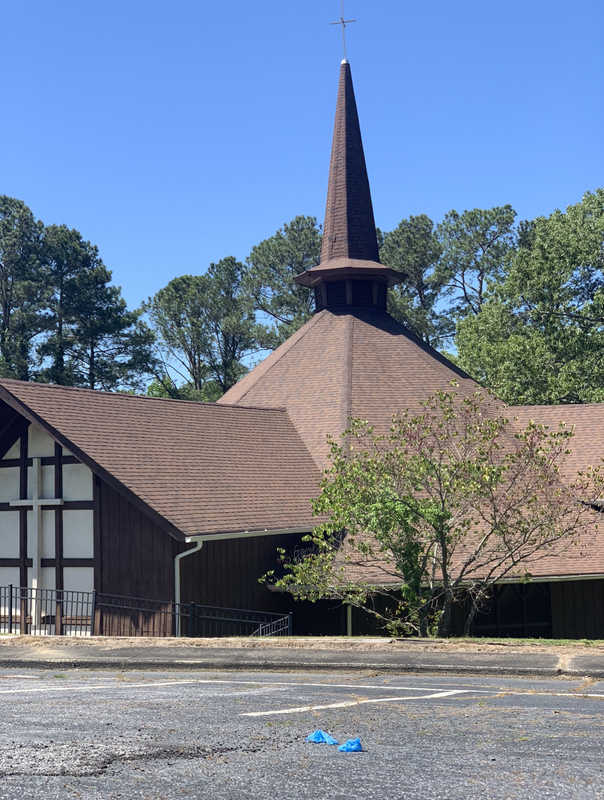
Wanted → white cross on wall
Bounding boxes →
[10,457,63,626]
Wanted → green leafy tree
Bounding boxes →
[456,190,604,404]
[145,257,259,397]
[244,216,321,347]
[145,377,223,403]
[268,390,602,637]
[436,206,517,319]
[380,214,452,347]
[0,196,46,379]
[145,275,217,397]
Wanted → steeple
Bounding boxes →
[295,60,402,310]
[321,59,380,263]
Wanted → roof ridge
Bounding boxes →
[511,403,604,410]
[0,379,290,414]
[341,314,354,432]
[219,311,327,405]
[375,311,473,383]
[348,311,473,405]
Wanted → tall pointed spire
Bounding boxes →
[321,60,380,264]
[295,61,403,306]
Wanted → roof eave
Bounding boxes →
[294,264,404,288]
[183,526,314,543]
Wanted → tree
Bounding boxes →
[61,265,155,391]
[33,225,155,392]
[0,196,46,380]
[380,214,452,347]
[145,377,223,403]
[38,225,101,385]
[268,389,602,638]
[436,206,517,319]
[455,190,604,404]
[145,257,260,397]
[244,216,321,347]
[145,275,217,397]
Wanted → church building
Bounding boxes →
[0,59,603,638]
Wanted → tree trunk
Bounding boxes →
[437,587,454,638]
[418,598,429,638]
[88,344,95,389]
[437,528,452,637]
[463,601,479,637]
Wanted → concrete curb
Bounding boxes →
[1,652,603,679]
[0,659,575,677]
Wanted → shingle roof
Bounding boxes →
[0,380,321,541]
[338,403,604,584]
[294,62,401,290]
[221,327,604,580]
[511,404,604,478]
[320,60,379,264]
[220,306,477,470]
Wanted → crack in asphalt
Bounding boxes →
[0,742,261,778]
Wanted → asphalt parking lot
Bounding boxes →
[0,669,602,800]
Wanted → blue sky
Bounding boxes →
[1,0,602,309]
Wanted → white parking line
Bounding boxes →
[0,679,202,695]
[0,678,480,696]
[184,679,459,692]
[0,676,601,706]
[241,689,471,716]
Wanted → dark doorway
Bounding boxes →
[472,583,552,638]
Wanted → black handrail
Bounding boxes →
[0,585,292,639]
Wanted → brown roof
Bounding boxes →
[320,60,379,264]
[339,529,604,585]
[220,325,604,580]
[338,402,604,584]
[294,258,403,289]
[0,380,321,542]
[219,306,478,470]
[511,404,604,478]
[295,61,401,290]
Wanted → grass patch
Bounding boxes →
[438,637,604,647]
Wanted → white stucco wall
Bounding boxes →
[0,424,95,593]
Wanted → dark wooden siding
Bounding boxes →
[178,533,343,635]
[97,478,178,601]
[179,533,301,613]
[551,579,604,640]
[96,488,342,635]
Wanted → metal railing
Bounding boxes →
[0,585,95,637]
[0,585,292,639]
[184,602,293,638]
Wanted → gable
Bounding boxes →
[0,381,320,541]
[0,419,95,595]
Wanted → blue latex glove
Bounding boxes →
[338,737,363,752]
[305,729,339,745]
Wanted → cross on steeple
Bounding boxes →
[330,0,356,61]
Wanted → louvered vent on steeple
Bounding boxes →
[325,281,347,306]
